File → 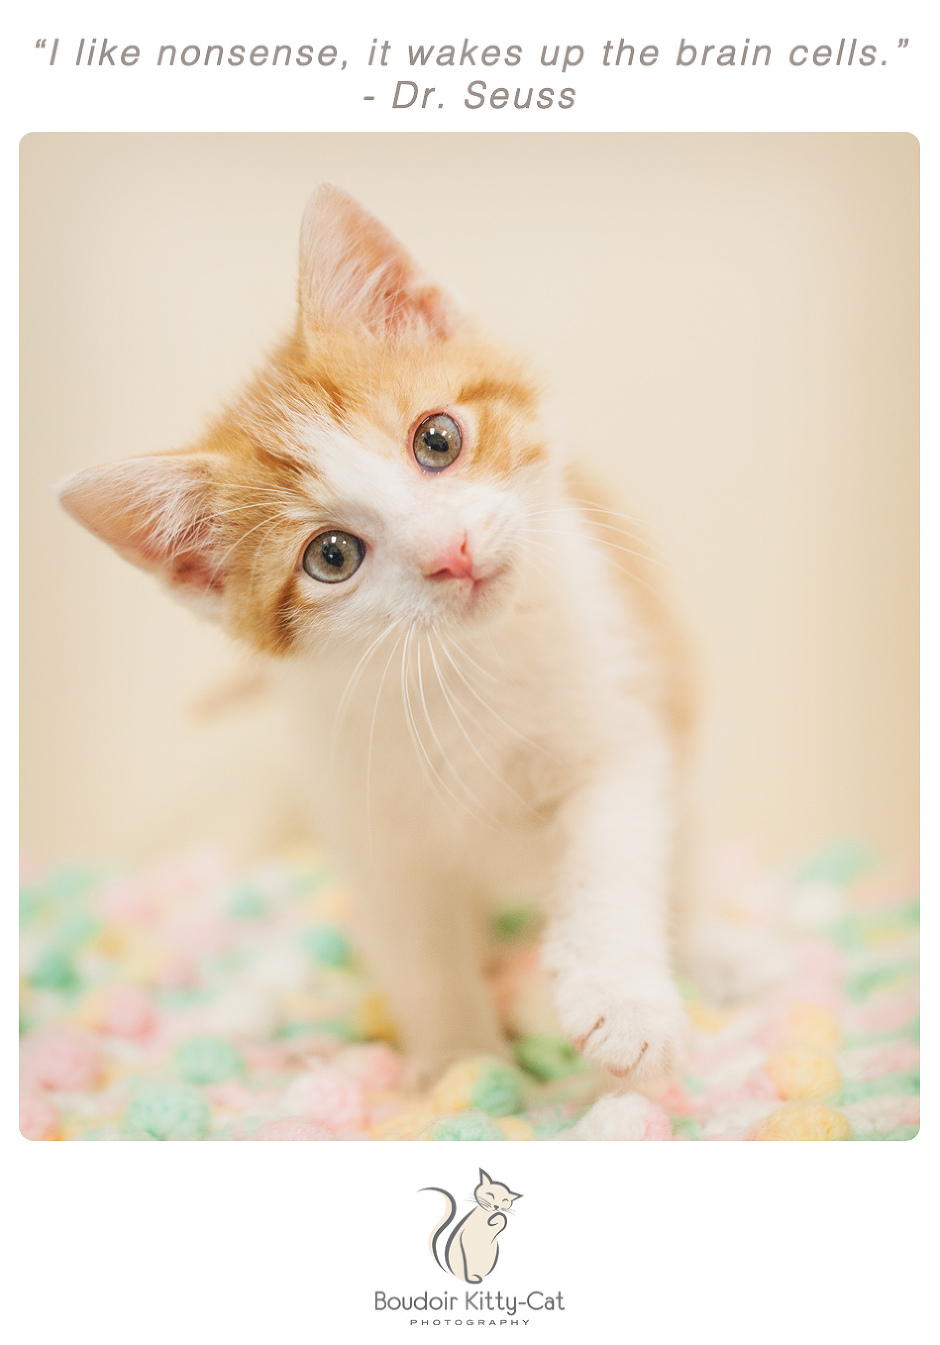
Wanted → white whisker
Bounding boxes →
[429,636,533,814]
[366,625,407,850]
[399,627,486,823]
[416,635,498,822]
[521,525,668,570]
[329,619,400,770]
[438,633,558,764]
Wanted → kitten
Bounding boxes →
[59,185,690,1088]
[423,1169,522,1283]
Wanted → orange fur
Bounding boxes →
[563,471,697,753]
[79,329,545,658]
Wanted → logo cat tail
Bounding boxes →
[420,1187,456,1273]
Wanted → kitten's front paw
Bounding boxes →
[553,974,687,1081]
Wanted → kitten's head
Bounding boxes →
[474,1168,522,1214]
[59,186,553,657]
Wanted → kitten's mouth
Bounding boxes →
[439,566,508,612]
[423,532,511,611]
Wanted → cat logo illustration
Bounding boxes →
[421,1169,523,1283]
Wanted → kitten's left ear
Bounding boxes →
[299,184,466,342]
[508,1192,523,1202]
[57,452,227,618]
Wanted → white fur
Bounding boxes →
[564,1092,664,1141]
[270,403,687,1085]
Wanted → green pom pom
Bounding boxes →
[794,840,875,886]
[513,1034,584,1082]
[301,924,352,968]
[19,887,42,925]
[123,1082,212,1140]
[532,1114,577,1138]
[291,866,333,895]
[432,1111,505,1141]
[29,948,79,991]
[175,1036,244,1085]
[46,865,98,901]
[468,1062,524,1117]
[56,912,100,949]
[493,903,539,941]
[158,988,208,1011]
[226,884,268,918]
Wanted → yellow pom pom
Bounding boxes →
[90,927,127,958]
[279,990,326,1019]
[429,1056,524,1117]
[498,1116,535,1140]
[687,1000,731,1033]
[765,1047,842,1101]
[370,1104,436,1140]
[123,940,169,984]
[784,1002,842,1051]
[753,1102,852,1141]
[357,991,399,1044]
[430,1057,487,1112]
[73,985,110,1030]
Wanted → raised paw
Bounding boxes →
[552,974,688,1082]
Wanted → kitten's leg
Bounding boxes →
[541,713,687,1082]
[356,864,510,1088]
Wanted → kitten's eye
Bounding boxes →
[302,530,365,583]
[413,413,462,473]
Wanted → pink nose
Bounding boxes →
[426,534,476,581]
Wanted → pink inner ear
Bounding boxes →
[163,535,226,594]
[58,455,225,595]
[299,184,461,340]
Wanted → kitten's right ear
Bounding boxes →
[299,184,465,341]
[58,454,227,613]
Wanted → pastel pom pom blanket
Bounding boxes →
[19,841,918,1141]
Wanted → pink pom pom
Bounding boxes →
[655,1082,693,1116]
[281,1067,366,1133]
[100,985,156,1038]
[22,1032,102,1092]
[204,1080,256,1111]
[253,1117,337,1141]
[642,1106,673,1141]
[746,1071,780,1101]
[19,1091,59,1140]
[157,950,198,991]
[336,1043,402,1091]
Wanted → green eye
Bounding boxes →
[302,530,365,583]
[413,413,462,472]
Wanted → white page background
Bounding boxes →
[8,2,933,1341]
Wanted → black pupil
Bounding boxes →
[424,430,450,454]
[322,538,346,568]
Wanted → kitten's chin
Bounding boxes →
[426,566,516,632]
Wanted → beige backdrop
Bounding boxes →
[20,133,919,867]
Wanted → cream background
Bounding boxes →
[20,133,918,866]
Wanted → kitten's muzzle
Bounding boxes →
[421,531,510,611]
[424,532,476,583]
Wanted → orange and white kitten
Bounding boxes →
[60,187,690,1089]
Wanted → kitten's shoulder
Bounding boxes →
[564,468,696,748]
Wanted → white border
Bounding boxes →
[9,2,932,1340]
